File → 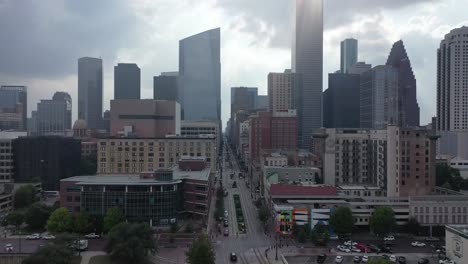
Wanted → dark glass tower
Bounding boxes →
[78,57,103,129]
[114,63,141,100]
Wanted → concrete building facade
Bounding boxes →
[0,132,27,183]
[268,70,301,113]
[35,92,72,136]
[0,86,27,131]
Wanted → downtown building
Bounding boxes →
[181,120,220,153]
[78,57,103,130]
[0,86,27,131]
[437,26,468,159]
[340,38,358,74]
[230,87,258,147]
[154,72,179,102]
[31,92,72,136]
[267,70,302,113]
[0,131,27,183]
[114,63,141,100]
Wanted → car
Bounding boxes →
[418,258,429,264]
[84,233,100,239]
[411,241,426,247]
[336,245,351,253]
[4,244,13,252]
[389,255,397,263]
[351,247,361,253]
[224,220,229,227]
[317,254,327,264]
[379,246,392,253]
[230,252,237,262]
[366,244,381,253]
[384,236,395,241]
[344,240,357,246]
[362,256,369,263]
[439,258,455,264]
[224,229,229,236]
[224,210,228,217]
[353,256,361,263]
[26,233,40,240]
[330,234,339,240]
[398,256,407,264]
[335,256,344,263]
[42,234,55,240]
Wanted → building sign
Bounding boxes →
[453,236,463,258]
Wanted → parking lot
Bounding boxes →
[286,254,439,264]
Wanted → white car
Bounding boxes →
[336,245,351,253]
[439,259,455,264]
[4,244,13,252]
[389,255,397,262]
[84,233,100,239]
[26,233,40,240]
[344,240,357,246]
[335,256,344,263]
[351,247,361,253]
[362,256,369,263]
[42,234,55,240]
[384,236,395,241]
[411,241,426,247]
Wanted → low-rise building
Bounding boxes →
[445,225,468,264]
[60,157,213,225]
[181,120,220,153]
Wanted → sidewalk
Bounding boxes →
[79,251,106,264]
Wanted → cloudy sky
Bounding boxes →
[1,0,467,128]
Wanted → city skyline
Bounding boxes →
[0,1,467,128]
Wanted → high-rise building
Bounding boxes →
[179,28,221,122]
[114,63,141,100]
[78,57,103,129]
[268,70,302,113]
[230,87,258,147]
[154,72,179,102]
[360,66,399,129]
[0,131,27,183]
[0,86,27,131]
[256,95,269,110]
[340,38,358,74]
[349,62,372,75]
[323,73,360,128]
[386,40,420,127]
[35,92,72,136]
[293,0,323,148]
[437,26,468,132]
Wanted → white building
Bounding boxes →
[0,131,27,183]
[445,225,468,264]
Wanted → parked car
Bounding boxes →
[42,234,55,240]
[439,258,455,264]
[353,256,361,263]
[26,233,40,240]
[230,252,237,262]
[344,240,357,246]
[418,258,429,264]
[351,247,361,253]
[224,220,229,227]
[4,244,13,252]
[335,256,344,263]
[398,256,407,264]
[330,235,339,240]
[411,241,426,247]
[362,256,369,263]
[317,254,327,264]
[336,245,351,253]
[224,229,229,236]
[224,210,229,217]
[366,244,380,253]
[389,255,397,263]
[384,236,395,241]
[84,233,100,239]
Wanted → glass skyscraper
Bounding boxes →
[179,28,221,122]
[78,57,103,129]
[114,63,141,100]
[293,0,323,148]
[341,38,358,74]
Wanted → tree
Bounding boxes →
[22,243,74,264]
[370,207,396,238]
[24,203,52,230]
[186,234,215,264]
[436,164,466,191]
[297,228,307,243]
[46,208,73,233]
[6,211,24,229]
[405,217,421,236]
[310,223,329,246]
[14,184,36,209]
[105,222,156,264]
[329,206,354,238]
[258,206,269,224]
[74,211,90,234]
[103,207,125,233]
[170,222,178,233]
[368,259,392,264]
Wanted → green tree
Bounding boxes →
[103,207,125,233]
[105,222,156,264]
[310,223,329,246]
[22,243,74,264]
[329,206,354,238]
[258,206,269,224]
[6,211,24,229]
[370,207,396,238]
[24,203,52,230]
[74,156,97,176]
[186,234,215,264]
[74,211,90,234]
[297,228,307,243]
[368,259,392,264]
[14,185,36,209]
[436,164,465,191]
[46,208,73,233]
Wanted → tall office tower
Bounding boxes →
[114,63,141,100]
[293,0,323,148]
[348,62,372,75]
[230,87,258,146]
[437,26,468,159]
[323,73,361,128]
[437,26,468,132]
[386,40,420,127]
[0,86,27,131]
[256,95,269,110]
[154,72,179,102]
[78,57,103,129]
[268,70,302,112]
[360,66,399,129]
[340,38,358,74]
[179,28,221,121]
[35,92,72,136]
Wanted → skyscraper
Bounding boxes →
[386,40,420,127]
[268,70,302,113]
[437,26,468,132]
[230,87,258,144]
[35,92,72,136]
[154,72,179,102]
[179,28,221,122]
[78,57,103,129]
[340,38,358,74]
[0,85,27,131]
[293,0,323,148]
[114,63,141,100]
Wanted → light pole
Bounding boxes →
[275,235,278,260]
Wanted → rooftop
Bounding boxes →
[270,184,337,197]
[446,225,468,239]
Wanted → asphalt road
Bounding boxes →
[0,237,105,254]
[287,254,439,264]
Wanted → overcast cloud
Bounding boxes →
[0,0,467,128]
